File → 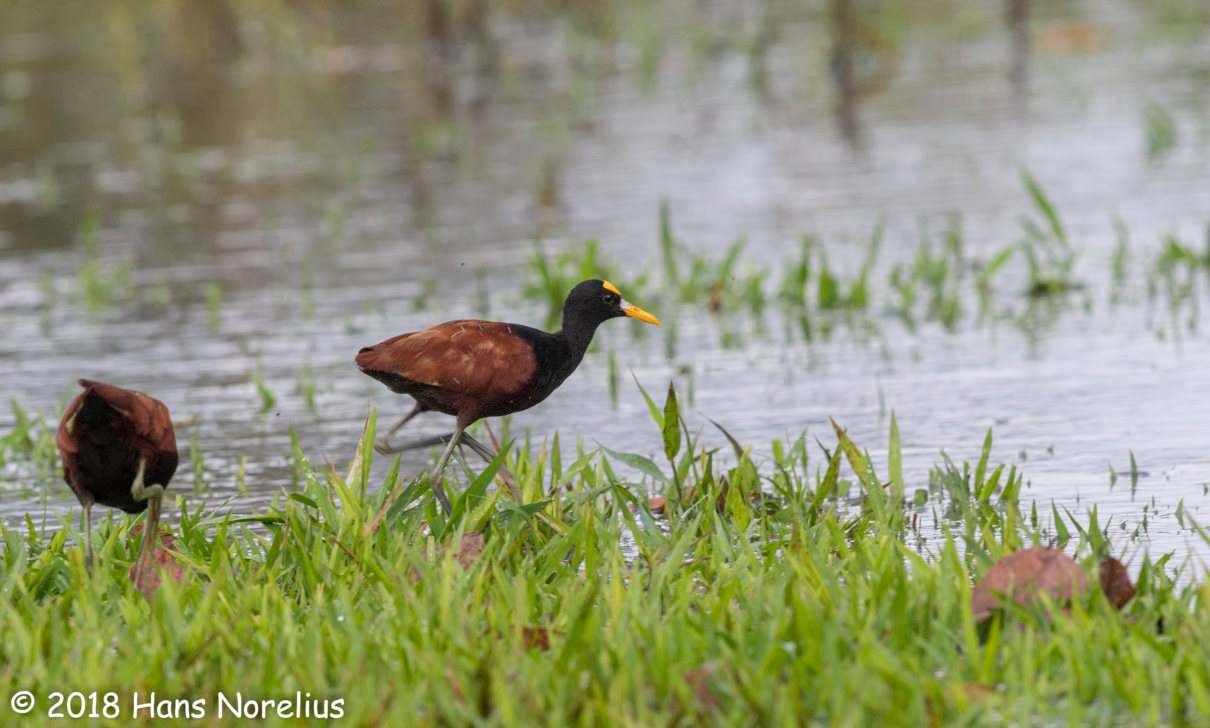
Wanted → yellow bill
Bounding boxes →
[621,301,660,325]
[603,280,660,325]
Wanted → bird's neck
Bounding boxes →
[557,317,599,363]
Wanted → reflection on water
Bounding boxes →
[3,1,1210,566]
[1006,0,1031,94]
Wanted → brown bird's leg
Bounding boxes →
[426,424,466,516]
[82,502,94,574]
[375,403,426,455]
[130,457,164,586]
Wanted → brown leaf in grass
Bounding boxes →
[715,476,730,514]
[972,547,1086,623]
[521,626,551,652]
[408,531,487,583]
[960,682,996,701]
[683,664,720,710]
[1099,557,1136,609]
[454,531,485,569]
[127,530,187,600]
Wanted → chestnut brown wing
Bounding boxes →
[57,380,179,509]
[56,391,90,505]
[56,390,87,457]
[78,380,178,456]
[58,380,178,460]
[356,320,537,400]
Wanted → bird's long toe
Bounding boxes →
[374,437,399,455]
[131,482,165,502]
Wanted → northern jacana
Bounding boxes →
[356,279,660,513]
[56,380,178,579]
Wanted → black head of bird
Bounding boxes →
[559,279,661,345]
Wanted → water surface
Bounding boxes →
[2,1,1210,568]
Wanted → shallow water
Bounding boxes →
[2,1,1210,568]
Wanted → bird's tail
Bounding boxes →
[354,332,410,372]
[354,345,377,372]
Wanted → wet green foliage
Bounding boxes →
[1147,227,1210,328]
[36,172,1210,356]
[890,218,966,331]
[0,402,59,487]
[525,240,649,330]
[75,212,133,316]
[523,175,1118,348]
[1144,102,1179,162]
[1,399,1208,726]
[205,284,223,333]
[1017,172,1079,298]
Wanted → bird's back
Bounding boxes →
[356,319,542,417]
[57,380,179,513]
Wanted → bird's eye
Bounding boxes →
[603,293,618,305]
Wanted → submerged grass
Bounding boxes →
[0,401,59,487]
[1,400,1207,726]
[38,174,1210,353]
[1144,102,1179,162]
[75,212,133,316]
[519,175,1145,351]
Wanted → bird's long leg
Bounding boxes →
[130,457,164,587]
[460,431,563,535]
[132,496,162,587]
[375,403,426,455]
[364,436,445,537]
[458,432,523,503]
[457,432,495,461]
[426,425,463,516]
[82,503,94,575]
[375,432,449,455]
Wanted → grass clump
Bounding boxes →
[524,240,649,329]
[522,175,1120,352]
[1018,172,1080,298]
[1144,102,1179,163]
[0,401,59,486]
[890,218,966,331]
[658,203,769,317]
[1,398,1207,726]
[1148,228,1210,324]
[75,211,133,316]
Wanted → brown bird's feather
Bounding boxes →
[356,320,538,419]
[56,379,179,513]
